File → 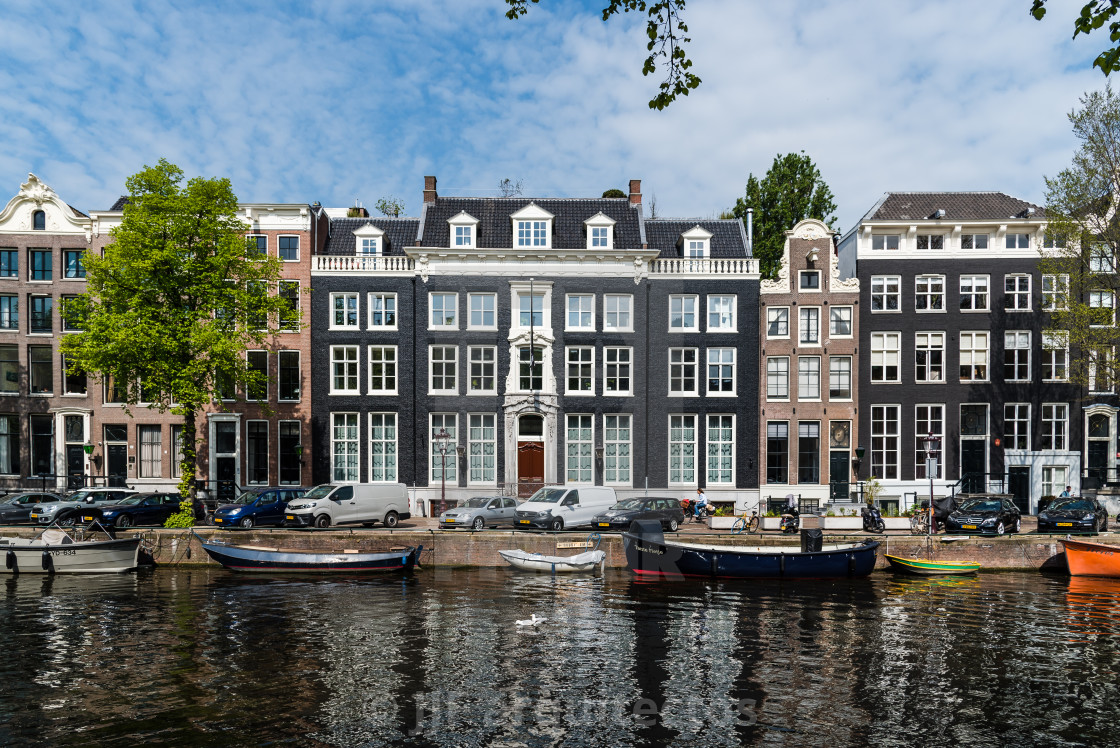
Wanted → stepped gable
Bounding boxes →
[322,217,420,255]
[419,196,642,249]
[868,192,1042,221]
[644,218,750,258]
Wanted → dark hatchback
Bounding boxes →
[0,493,62,524]
[85,493,183,528]
[211,487,308,528]
[592,498,685,532]
[944,497,1022,535]
[1038,498,1109,534]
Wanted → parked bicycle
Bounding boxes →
[731,509,761,535]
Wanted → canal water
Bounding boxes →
[0,569,1117,747]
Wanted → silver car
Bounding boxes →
[439,496,518,529]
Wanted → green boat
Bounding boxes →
[884,554,981,576]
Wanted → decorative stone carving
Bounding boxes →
[791,220,829,240]
[760,259,788,292]
[417,253,430,282]
[633,257,647,285]
[830,259,860,291]
[19,173,56,206]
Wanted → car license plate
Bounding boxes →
[962,524,977,530]
[598,522,611,527]
[29,514,38,519]
[214,518,223,523]
[445,518,455,523]
[285,515,295,520]
[519,519,531,524]
[83,516,94,522]
[1057,522,1073,527]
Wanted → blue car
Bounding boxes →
[211,487,308,529]
[87,493,183,528]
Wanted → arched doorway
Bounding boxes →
[517,414,544,498]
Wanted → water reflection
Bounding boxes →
[1,570,1119,746]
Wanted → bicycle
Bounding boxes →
[909,511,931,535]
[732,510,761,535]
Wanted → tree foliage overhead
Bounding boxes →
[730,152,838,280]
[375,196,405,217]
[602,188,627,198]
[1032,1,1120,75]
[505,0,699,110]
[1039,86,1120,389]
[60,159,292,524]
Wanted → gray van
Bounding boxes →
[283,483,410,528]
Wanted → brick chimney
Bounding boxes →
[629,179,641,205]
[424,175,438,204]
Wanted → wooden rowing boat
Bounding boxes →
[498,548,606,573]
[885,554,980,576]
[197,533,422,573]
[1061,537,1120,578]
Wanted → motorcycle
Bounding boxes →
[779,504,800,534]
[861,504,886,533]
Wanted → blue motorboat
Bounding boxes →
[196,532,422,573]
[621,520,878,579]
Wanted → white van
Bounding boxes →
[515,486,617,530]
[283,483,410,528]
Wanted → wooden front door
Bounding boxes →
[517,442,544,498]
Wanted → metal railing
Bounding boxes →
[1082,468,1120,489]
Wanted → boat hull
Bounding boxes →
[621,527,878,579]
[498,549,605,573]
[0,537,140,574]
[201,541,421,573]
[1061,538,1120,577]
[885,554,980,576]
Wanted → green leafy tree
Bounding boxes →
[731,152,838,279]
[375,196,405,217]
[505,0,698,110]
[602,188,626,198]
[1032,1,1120,75]
[60,160,291,527]
[1039,86,1120,389]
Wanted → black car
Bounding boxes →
[1038,497,1109,534]
[944,496,1022,535]
[84,493,183,528]
[592,497,685,532]
[0,492,62,524]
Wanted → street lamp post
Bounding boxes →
[434,428,452,515]
[923,433,941,535]
[853,445,866,504]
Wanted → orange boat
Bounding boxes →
[1061,538,1120,577]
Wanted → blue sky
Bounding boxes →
[0,0,1103,231]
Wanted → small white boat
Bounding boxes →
[0,527,141,574]
[498,548,606,573]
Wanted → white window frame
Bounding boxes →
[871,234,900,250]
[369,412,397,483]
[332,412,360,483]
[707,347,735,396]
[798,356,821,401]
[604,414,632,486]
[706,414,735,485]
[277,234,300,262]
[367,292,397,330]
[829,306,853,338]
[584,212,616,251]
[1004,331,1031,383]
[330,345,359,395]
[468,292,497,330]
[871,404,900,480]
[668,414,697,486]
[799,270,821,291]
[961,233,989,250]
[766,356,789,400]
[448,211,479,249]
[915,275,945,313]
[669,295,698,332]
[870,332,901,383]
[330,292,359,330]
[915,332,944,383]
[454,225,473,248]
[707,295,736,332]
[916,234,945,250]
[1041,404,1068,451]
[1005,233,1030,250]
[1090,290,1116,326]
[566,294,595,331]
[959,275,990,312]
[368,345,398,395]
[566,346,595,395]
[914,404,944,479]
[959,331,990,382]
[870,275,901,312]
[429,292,459,330]
[1004,403,1031,451]
[1042,332,1069,382]
[467,413,497,485]
[1042,274,1069,311]
[798,307,820,345]
[669,348,698,396]
[565,414,594,484]
[829,356,852,400]
[468,346,497,394]
[767,307,789,338]
[604,294,633,332]
[604,346,633,395]
[430,414,458,483]
[1004,274,1031,312]
[1090,244,1116,273]
[1042,466,1069,497]
[429,345,459,395]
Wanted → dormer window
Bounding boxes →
[448,211,479,248]
[32,210,45,231]
[353,223,385,256]
[584,212,616,250]
[679,225,712,259]
[511,203,554,249]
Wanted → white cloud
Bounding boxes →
[0,0,1105,231]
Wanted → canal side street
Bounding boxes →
[0,515,1098,571]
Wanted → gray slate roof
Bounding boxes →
[324,217,421,256]
[644,219,750,258]
[864,192,1042,222]
[419,197,641,249]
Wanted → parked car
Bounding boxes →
[1038,497,1109,534]
[516,486,617,531]
[0,493,63,524]
[284,483,411,528]
[943,496,1022,535]
[31,488,136,526]
[439,496,518,529]
[84,493,183,528]
[592,497,685,532]
[212,487,309,528]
